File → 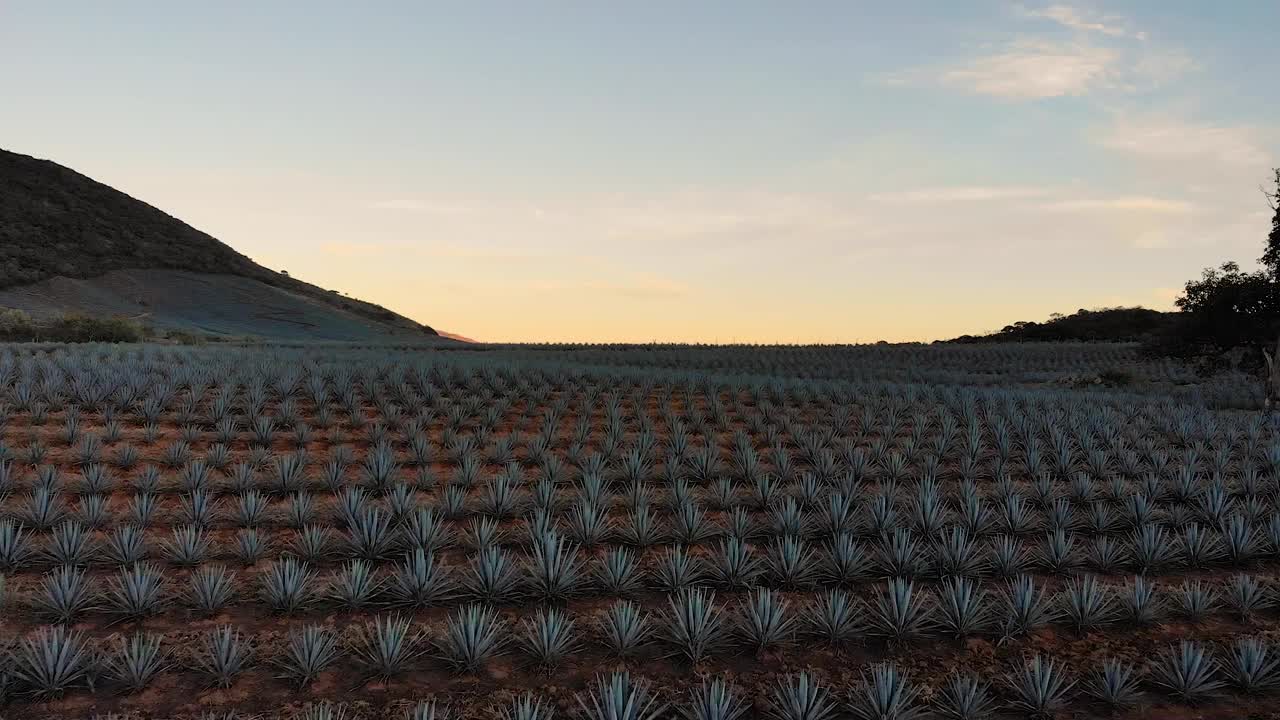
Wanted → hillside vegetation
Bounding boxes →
[951,307,1178,344]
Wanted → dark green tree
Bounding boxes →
[1171,262,1280,354]
[1147,171,1280,361]
[1263,169,1280,278]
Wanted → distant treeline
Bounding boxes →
[950,307,1178,344]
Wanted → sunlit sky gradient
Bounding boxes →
[3,2,1277,342]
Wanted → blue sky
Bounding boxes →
[2,2,1277,341]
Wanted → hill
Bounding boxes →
[0,148,443,341]
[949,306,1179,344]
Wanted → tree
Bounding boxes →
[1149,170,1280,364]
[1167,262,1280,356]
[1263,168,1280,278]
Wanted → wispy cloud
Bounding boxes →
[880,5,1192,100]
[1098,119,1274,167]
[880,40,1117,99]
[867,186,1049,204]
[1020,4,1144,40]
[1040,196,1198,213]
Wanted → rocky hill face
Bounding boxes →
[0,149,441,340]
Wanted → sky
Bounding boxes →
[2,2,1277,343]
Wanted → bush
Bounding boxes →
[0,309,145,343]
[0,308,36,337]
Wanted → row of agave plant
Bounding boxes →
[1,373,1275,485]
[3,539,1279,637]
[7,491,1280,594]
[0,344,1272,474]
[6,471,1280,581]
[3,610,1277,718]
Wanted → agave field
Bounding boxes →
[0,342,1278,720]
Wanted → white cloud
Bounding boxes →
[889,40,1117,99]
[867,186,1049,204]
[1021,4,1140,39]
[880,6,1192,100]
[1041,196,1198,213]
[1099,120,1274,168]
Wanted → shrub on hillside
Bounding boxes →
[0,309,144,343]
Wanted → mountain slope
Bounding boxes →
[0,148,443,340]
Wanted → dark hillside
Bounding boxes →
[0,148,437,336]
[950,306,1179,344]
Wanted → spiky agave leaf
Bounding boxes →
[400,506,452,553]
[288,524,336,563]
[1085,657,1142,710]
[937,577,990,640]
[599,599,653,659]
[1120,575,1163,625]
[767,671,838,720]
[33,564,97,624]
[822,532,873,585]
[187,564,236,614]
[163,525,210,566]
[106,631,167,692]
[804,589,861,645]
[655,545,704,592]
[351,614,422,680]
[736,587,794,652]
[847,663,925,720]
[403,699,446,720]
[1004,654,1074,718]
[987,535,1028,577]
[197,625,252,688]
[346,506,397,561]
[104,524,149,566]
[462,545,522,603]
[261,557,316,614]
[1175,579,1218,623]
[276,625,341,688]
[1149,641,1222,704]
[681,677,748,720]
[661,588,727,665]
[711,537,761,591]
[12,625,91,698]
[620,504,665,548]
[670,500,719,546]
[870,578,933,644]
[932,673,995,720]
[0,519,33,570]
[44,520,96,566]
[518,606,576,669]
[766,536,820,589]
[1224,637,1280,694]
[526,531,584,601]
[876,527,929,579]
[500,692,553,720]
[105,562,167,619]
[1224,574,1273,622]
[1001,575,1057,639]
[328,558,383,610]
[1059,574,1113,634]
[437,604,506,673]
[595,547,644,597]
[576,672,666,720]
